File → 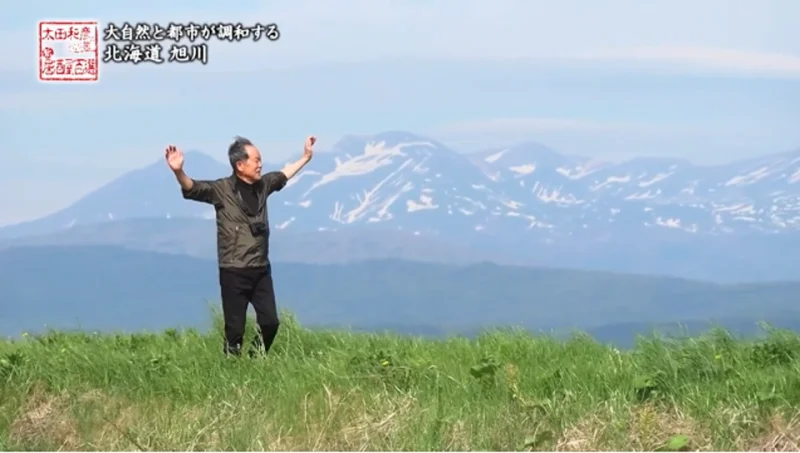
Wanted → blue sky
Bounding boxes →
[1,0,799,225]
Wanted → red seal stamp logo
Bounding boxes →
[38,20,100,82]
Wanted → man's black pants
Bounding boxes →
[218,265,280,356]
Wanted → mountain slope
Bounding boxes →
[0,151,229,239]
[0,218,529,266]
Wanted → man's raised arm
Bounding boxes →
[165,145,218,204]
[262,136,316,194]
[280,136,316,180]
[173,168,195,192]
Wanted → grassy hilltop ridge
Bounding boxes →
[2,311,800,451]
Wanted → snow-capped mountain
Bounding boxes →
[283,133,800,238]
[275,131,538,238]
[466,140,800,237]
[2,131,799,242]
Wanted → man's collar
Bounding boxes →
[232,173,259,188]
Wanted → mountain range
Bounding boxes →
[2,131,800,282]
[3,245,800,347]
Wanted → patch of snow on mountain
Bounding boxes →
[625,190,660,200]
[790,168,800,183]
[483,149,507,163]
[286,170,320,188]
[714,203,753,214]
[724,167,770,186]
[407,195,438,212]
[591,175,631,191]
[304,141,433,196]
[555,167,586,179]
[457,196,486,210]
[535,187,582,205]
[276,217,295,229]
[509,164,536,176]
[334,160,415,224]
[638,172,673,187]
[656,217,681,228]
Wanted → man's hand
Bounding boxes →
[280,136,316,180]
[166,145,195,192]
[165,145,184,172]
[303,136,316,161]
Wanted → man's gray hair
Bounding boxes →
[228,136,252,169]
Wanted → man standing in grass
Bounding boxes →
[164,135,316,357]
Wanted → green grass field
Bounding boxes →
[2,310,800,451]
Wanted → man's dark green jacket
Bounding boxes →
[181,171,287,268]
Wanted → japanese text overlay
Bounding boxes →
[102,22,280,66]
